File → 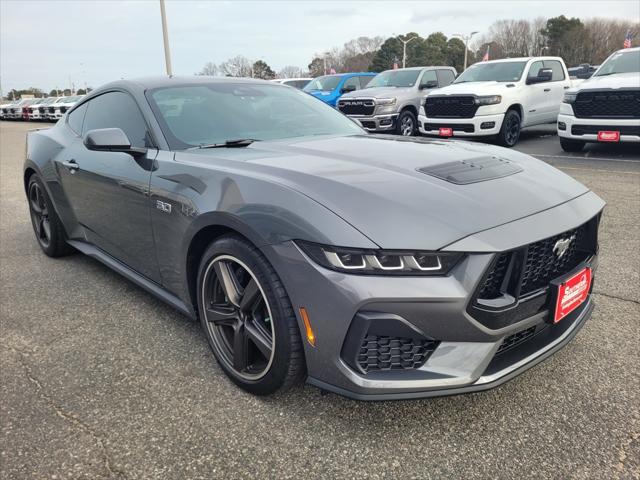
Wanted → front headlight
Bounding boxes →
[296,241,463,276]
[474,95,502,106]
[376,98,397,106]
[563,93,577,104]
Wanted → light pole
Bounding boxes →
[159,0,173,76]
[396,34,419,68]
[453,31,478,70]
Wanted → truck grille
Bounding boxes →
[48,107,55,113]
[573,90,640,119]
[337,99,375,116]
[424,96,478,118]
[571,124,640,136]
[357,335,439,372]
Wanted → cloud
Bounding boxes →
[411,9,486,23]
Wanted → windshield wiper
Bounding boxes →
[190,139,259,150]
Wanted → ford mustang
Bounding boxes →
[24,76,604,399]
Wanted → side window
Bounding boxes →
[419,70,438,87]
[359,76,373,88]
[436,69,455,86]
[544,60,566,81]
[527,61,544,80]
[67,102,88,135]
[342,76,360,91]
[82,91,150,148]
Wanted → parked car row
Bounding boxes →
[0,95,84,121]
[334,47,638,148]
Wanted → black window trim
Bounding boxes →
[67,88,159,148]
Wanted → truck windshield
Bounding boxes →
[594,50,640,76]
[365,70,420,88]
[454,61,527,83]
[303,76,341,92]
[148,83,364,149]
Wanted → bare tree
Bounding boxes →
[278,65,302,78]
[219,55,253,77]
[197,62,218,76]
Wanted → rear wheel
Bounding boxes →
[27,175,74,257]
[197,235,305,395]
[496,109,521,147]
[396,110,417,136]
[559,137,585,152]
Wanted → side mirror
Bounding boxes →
[420,80,439,90]
[340,84,356,94]
[527,68,553,84]
[83,128,146,156]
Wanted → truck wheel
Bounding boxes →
[559,137,585,152]
[396,110,416,136]
[496,110,521,147]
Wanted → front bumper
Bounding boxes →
[418,112,505,137]
[348,114,398,132]
[261,192,604,400]
[557,112,640,143]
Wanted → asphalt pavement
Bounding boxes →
[1,120,639,479]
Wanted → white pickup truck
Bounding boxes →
[558,47,639,151]
[418,56,573,146]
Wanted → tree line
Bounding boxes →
[199,15,637,79]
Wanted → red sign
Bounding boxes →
[597,131,620,142]
[553,267,592,323]
[439,127,453,137]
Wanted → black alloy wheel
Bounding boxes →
[28,181,51,249]
[497,109,521,147]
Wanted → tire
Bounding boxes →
[496,109,521,147]
[559,137,585,152]
[396,110,417,136]
[197,234,305,395]
[27,174,74,257]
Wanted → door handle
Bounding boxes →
[62,159,79,173]
[544,88,551,92]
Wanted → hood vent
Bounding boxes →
[418,156,523,185]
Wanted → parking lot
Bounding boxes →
[1,120,638,479]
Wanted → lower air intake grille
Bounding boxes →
[496,326,536,355]
[357,335,438,372]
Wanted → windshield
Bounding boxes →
[594,50,640,76]
[454,61,527,83]
[303,75,341,92]
[147,83,364,149]
[366,70,420,88]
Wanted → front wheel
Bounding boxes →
[197,235,305,395]
[496,110,521,147]
[396,110,417,136]
[559,137,585,152]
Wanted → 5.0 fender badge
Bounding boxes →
[156,200,172,213]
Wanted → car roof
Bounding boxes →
[476,56,564,64]
[381,66,454,72]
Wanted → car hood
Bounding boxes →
[570,71,640,92]
[427,81,515,96]
[342,86,414,99]
[182,135,589,250]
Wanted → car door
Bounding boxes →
[542,60,569,121]
[523,60,547,126]
[56,91,161,281]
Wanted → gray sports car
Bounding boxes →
[24,77,604,400]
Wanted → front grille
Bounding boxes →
[337,99,375,116]
[573,90,640,119]
[469,216,599,330]
[48,107,55,113]
[59,106,67,114]
[360,120,376,129]
[496,325,536,355]
[39,107,45,113]
[478,252,511,299]
[423,122,475,133]
[357,335,438,372]
[571,124,640,136]
[425,96,478,118]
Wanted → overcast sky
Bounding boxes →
[1,0,638,92]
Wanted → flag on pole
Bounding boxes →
[329,67,336,74]
[482,45,490,62]
[623,30,633,48]
[393,57,399,70]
